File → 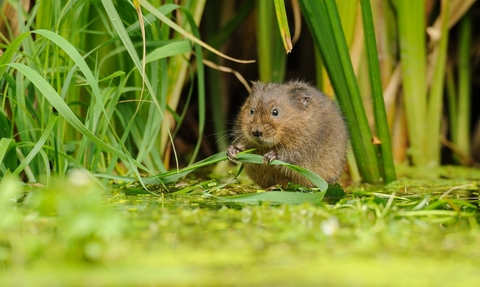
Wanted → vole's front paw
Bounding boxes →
[227,145,242,161]
[263,151,277,164]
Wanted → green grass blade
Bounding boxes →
[446,66,457,142]
[235,153,328,191]
[145,40,192,63]
[396,0,427,166]
[96,151,227,184]
[0,138,16,174]
[426,0,450,167]
[359,0,396,183]
[12,116,57,177]
[257,0,286,82]
[455,13,471,160]
[0,32,31,79]
[298,0,381,183]
[14,73,35,145]
[273,0,292,53]
[336,0,358,47]
[188,20,206,165]
[217,191,325,205]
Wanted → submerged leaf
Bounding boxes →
[217,191,325,205]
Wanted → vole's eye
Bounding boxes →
[250,108,255,115]
[272,109,279,116]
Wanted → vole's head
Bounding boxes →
[238,81,312,148]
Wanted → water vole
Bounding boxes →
[227,81,348,188]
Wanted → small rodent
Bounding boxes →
[227,80,348,188]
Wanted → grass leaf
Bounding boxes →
[217,191,325,205]
[273,0,293,53]
[396,0,427,166]
[145,40,192,63]
[426,0,450,166]
[0,138,16,174]
[360,0,396,182]
[235,153,329,191]
[12,116,57,177]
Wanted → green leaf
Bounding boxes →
[273,0,292,53]
[145,40,192,63]
[359,0,396,183]
[235,153,328,191]
[257,0,286,82]
[12,116,57,176]
[95,151,228,184]
[217,191,325,205]
[455,13,472,161]
[396,0,427,166]
[426,0,450,166]
[0,138,16,174]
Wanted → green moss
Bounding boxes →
[0,166,480,285]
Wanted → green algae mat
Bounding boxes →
[1,166,480,286]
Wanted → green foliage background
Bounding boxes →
[0,0,478,185]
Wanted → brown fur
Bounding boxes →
[227,81,348,188]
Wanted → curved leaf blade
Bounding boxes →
[217,191,325,205]
[236,153,328,191]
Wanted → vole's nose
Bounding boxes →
[252,130,262,137]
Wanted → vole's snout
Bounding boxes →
[252,129,262,138]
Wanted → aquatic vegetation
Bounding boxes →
[1,167,479,285]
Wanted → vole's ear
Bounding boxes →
[250,81,264,94]
[289,85,310,107]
